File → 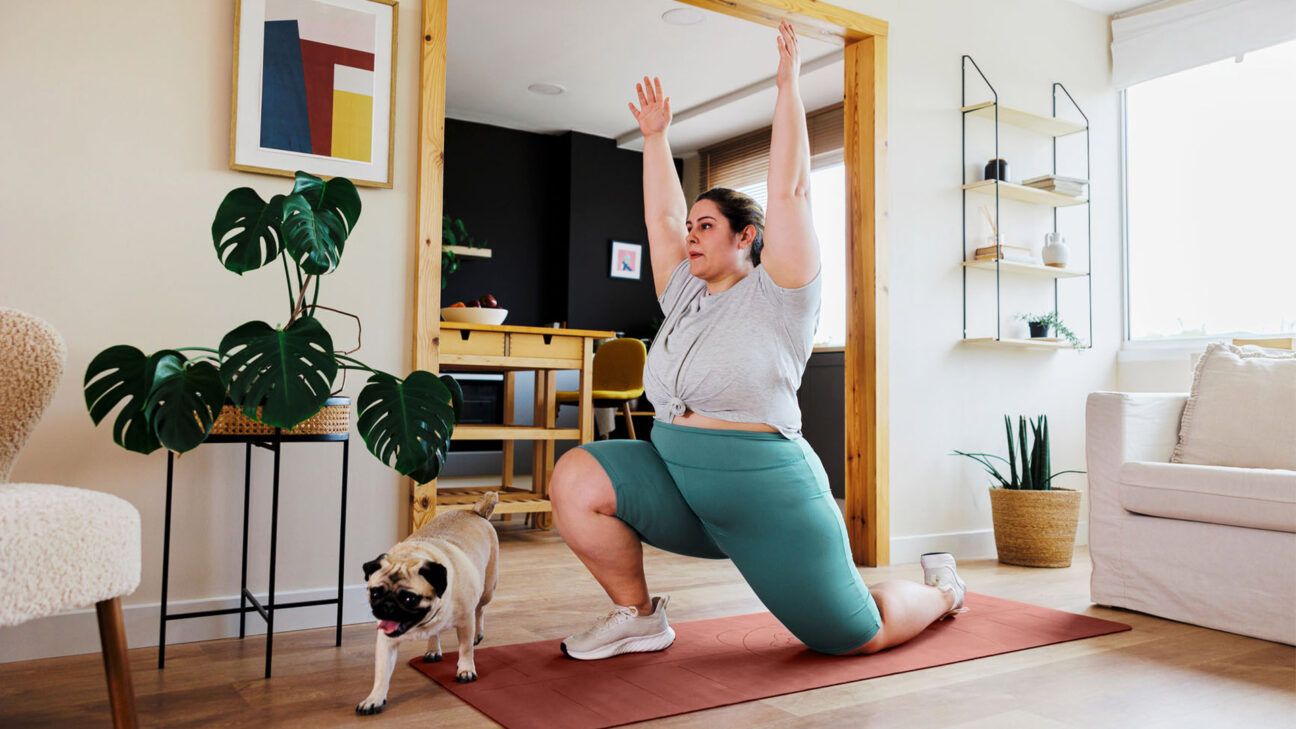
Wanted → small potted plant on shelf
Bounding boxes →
[953,415,1086,567]
[83,171,461,484]
[441,215,488,289]
[1017,311,1083,348]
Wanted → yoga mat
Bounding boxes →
[410,592,1130,729]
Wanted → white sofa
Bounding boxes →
[1086,392,1296,645]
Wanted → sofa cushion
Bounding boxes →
[1172,343,1296,470]
[1119,461,1296,533]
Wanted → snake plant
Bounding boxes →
[953,415,1084,490]
[84,171,462,483]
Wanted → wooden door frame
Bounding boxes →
[413,0,890,566]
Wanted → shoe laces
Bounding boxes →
[586,605,638,636]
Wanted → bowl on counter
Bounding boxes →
[441,307,508,325]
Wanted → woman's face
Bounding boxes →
[685,199,754,280]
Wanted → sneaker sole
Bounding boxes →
[560,625,676,661]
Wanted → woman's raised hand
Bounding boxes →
[628,75,671,138]
[775,20,801,89]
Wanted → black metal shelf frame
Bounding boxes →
[960,54,1093,348]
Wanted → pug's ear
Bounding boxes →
[362,554,387,581]
[419,561,448,598]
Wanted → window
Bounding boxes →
[701,104,847,347]
[1125,39,1296,341]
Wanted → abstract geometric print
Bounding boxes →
[259,0,376,162]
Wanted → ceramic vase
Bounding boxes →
[1042,232,1070,268]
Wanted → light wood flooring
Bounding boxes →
[1,525,1292,728]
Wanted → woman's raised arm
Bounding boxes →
[761,21,820,288]
[629,75,689,298]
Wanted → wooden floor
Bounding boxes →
[1,525,1293,728]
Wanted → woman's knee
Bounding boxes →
[550,448,617,516]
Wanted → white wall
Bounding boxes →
[1,0,1120,660]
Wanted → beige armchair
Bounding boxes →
[0,307,141,728]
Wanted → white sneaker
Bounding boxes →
[920,552,968,619]
[560,595,676,660]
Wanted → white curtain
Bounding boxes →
[1111,0,1296,88]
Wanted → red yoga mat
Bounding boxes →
[410,592,1130,729]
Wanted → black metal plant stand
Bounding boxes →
[156,430,350,679]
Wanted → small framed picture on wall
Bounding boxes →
[610,241,643,280]
[230,0,398,188]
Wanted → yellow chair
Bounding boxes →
[556,337,647,439]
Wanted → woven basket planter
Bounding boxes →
[989,487,1081,568]
[211,396,351,437]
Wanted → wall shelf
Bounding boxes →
[445,245,492,258]
[961,55,1093,349]
[961,101,1087,137]
[962,337,1073,350]
[963,259,1089,279]
[962,180,1088,207]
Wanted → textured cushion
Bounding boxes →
[0,483,141,627]
[1119,461,1296,533]
[1172,343,1296,470]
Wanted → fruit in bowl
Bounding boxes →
[442,293,506,324]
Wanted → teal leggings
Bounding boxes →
[579,420,881,655]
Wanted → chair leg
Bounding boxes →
[621,402,637,440]
[95,597,138,729]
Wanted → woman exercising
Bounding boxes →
[550,21,966,659]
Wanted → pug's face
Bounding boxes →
[363,553,448,638]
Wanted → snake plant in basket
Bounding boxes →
[953,415,1087,567]
[83,171,462,484]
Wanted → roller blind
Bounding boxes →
[1111,0,1296,88]
[700,103,844,194]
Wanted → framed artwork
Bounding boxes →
[230,0,398,188]
[610,241,643,280]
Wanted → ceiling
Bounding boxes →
[445,0,842,154]
[1062,0,1157,14]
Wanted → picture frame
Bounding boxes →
[609,241,643,280]
[230,0,398,188]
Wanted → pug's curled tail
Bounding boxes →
[472,491,498,519]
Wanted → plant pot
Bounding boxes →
[989,487,1081,567]
[1028,322,1051,338]
[211,396,352,437]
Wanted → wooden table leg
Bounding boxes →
[578,338,595,444]
[500,371,515,522]
[536,371,558,529]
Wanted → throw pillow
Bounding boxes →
[1172,343,1296,470]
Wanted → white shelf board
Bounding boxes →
[961,101,1087,137]
[963,259,1088,279]
[962,180,1088,208]
[446,245,492,258]
[962,337,1073,350]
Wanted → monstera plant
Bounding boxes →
[84,171,461,483]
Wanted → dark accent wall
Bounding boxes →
[442,121,679,339]
[797,350,846,498]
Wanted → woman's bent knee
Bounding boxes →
[550,448,617,516]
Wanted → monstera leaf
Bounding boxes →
[144,355,226,453]
[211,188,286,274]
[280,172,361,275]
[84,345,167,454]
[356,371,459,483]
[219,316,337,428]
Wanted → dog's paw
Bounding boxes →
[422,651,443,663]
[455,669,478,683]
[355,698,387,715]
[474,633,485,646]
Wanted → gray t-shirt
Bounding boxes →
[644,258,822,439]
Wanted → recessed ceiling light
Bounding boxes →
[662,8,704,26]
[527,83,565,96]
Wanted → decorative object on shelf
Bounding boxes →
[952,415,1085,567]
[229,0,399,188]
[1041,231,1070,268]
[441,215,490,289]
[973,242,1036,263]
[1022,174,1088,197]
[983,157,1010,182]
[1016,311,1083,348]
[84,170,462,484]
[610,240,643,280]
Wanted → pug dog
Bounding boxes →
[356,491,499,715]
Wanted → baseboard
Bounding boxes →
[0,583,373,663]
[890,522,1088,566]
